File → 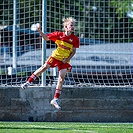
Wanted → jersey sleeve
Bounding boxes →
[73,37,80,48]
[46,31,59,42]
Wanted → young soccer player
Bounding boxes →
[21,17,80,109]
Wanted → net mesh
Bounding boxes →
[0,0,132,87]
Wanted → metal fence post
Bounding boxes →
[41,0,47,86]
[12,0,18,74]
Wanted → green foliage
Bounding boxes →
[17,71,26,76]
[0,68,7,75]
[110,0,133,18]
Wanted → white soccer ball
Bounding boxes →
[31,24,37,31]
[36,23,41,29]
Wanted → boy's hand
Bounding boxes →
[62,58,68,64]
[36,23,41,29]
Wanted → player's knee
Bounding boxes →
[58,76,64,83]
[67,66,72,72]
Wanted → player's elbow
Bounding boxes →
[43,36,50,41]
[45,38,50,41]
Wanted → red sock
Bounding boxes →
[28,74,37,83]
[54,89,62,99]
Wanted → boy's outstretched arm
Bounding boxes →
[36,23,50,41]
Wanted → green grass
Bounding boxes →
[0,122,133,133]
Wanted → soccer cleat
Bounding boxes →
[21,82,30,90]
[50,99,61,110]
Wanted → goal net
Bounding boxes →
[0,0,132,87]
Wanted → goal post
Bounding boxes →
[41,0,47,86]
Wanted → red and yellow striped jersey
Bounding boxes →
[46,31,79,61]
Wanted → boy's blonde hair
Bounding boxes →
[62,17,76,30]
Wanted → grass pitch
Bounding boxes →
[0,122,133,133]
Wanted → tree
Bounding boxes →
[82,0,133,42]
[110,0,133,19]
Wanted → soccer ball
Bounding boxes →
[36,23,41,29]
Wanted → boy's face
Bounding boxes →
[65,22,74,32]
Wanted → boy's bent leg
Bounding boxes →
[21,63,50,90]
[34,63,50,76]
[50,68,67,109]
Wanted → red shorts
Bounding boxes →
[46,56,72,72]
